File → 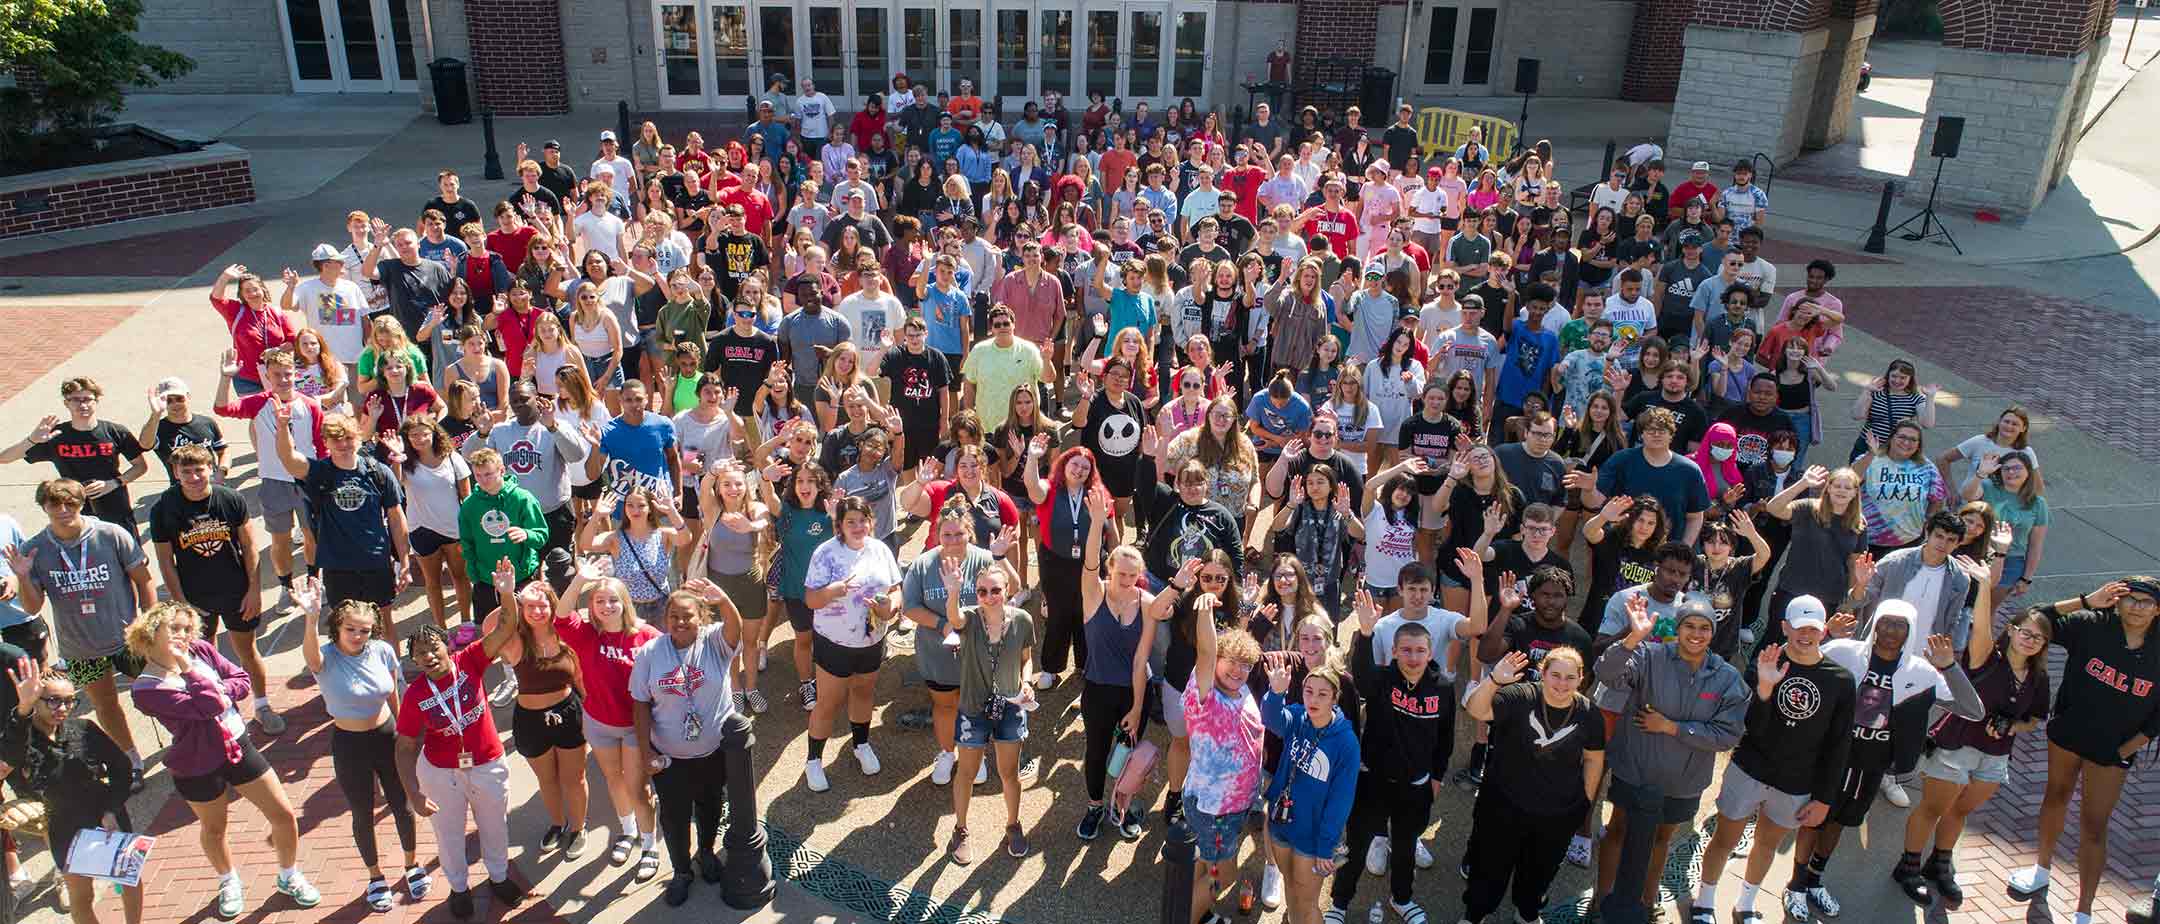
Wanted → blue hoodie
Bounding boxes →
[1260,691,1361,859]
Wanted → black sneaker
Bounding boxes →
[2131,887,2159,924]
[448,889,475,920]
[1890,863,1934,906]
[488,878,524,906]
[1923,857,1962,907]
[130,766,145,794]
[697,851,723,883]
[1077,803,1106,840]
[663,873,693,907]
[1453,765,1484,788]
[1117,804,1146,840]
[540,825,564,852]
[1163,799,1186,831]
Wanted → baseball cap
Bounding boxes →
[1784,594,1828,630]
[1690,160,1710,172]
[1874,599,1919,630]
[1679,231,1704,246]
[757,100,774,110]
[542,139,562,150]
[599,130,618,142]
[1363,266,1384,279]
[309,242,342,262]
[152,377,190,401]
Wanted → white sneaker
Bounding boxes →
[1738,627,1757,648]
[854,742,882,775]
[1565,834,1594,868]
[1782,889,1812,923]
[974,756,988,785]
[804,758,830,792]
[1260,863,1285,910]
[932,750,956,785]
[1880,776,1912,808]
[2008,865,2050,896]
[489,672,520,706]
[1806,884,1842,917]
[1414,838,1435,869]
[1365,837,1389,876]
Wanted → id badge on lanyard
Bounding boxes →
[425,674,475,769]
[1068,493,1085,560]
[55,542,95,617]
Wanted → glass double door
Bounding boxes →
[656,0,1212,111]
[1411,0,1499,94]
[279,0,417,92]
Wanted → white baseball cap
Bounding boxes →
[600,130,618,142]
[1784,594,1828,630]
[309,243,341,263]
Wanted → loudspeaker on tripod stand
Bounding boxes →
[1515,59,1541,95]
[1931,116,1964,159]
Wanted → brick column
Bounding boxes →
[1801,0,1877,149]
[463,0,569,115]
[1904,0,2112,217]
[1621,0,1695,102]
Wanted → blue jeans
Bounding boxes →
[1782,408,1813,472]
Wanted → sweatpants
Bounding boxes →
[1037,554,1088,676]
[1080,680,1140,802]
[1462,788,1586,921]
[1331,775,1435,908]
[415,757,512,892]
[331,722,417,870]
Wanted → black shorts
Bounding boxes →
[174,739,272,803]
[680,484,703,519]
[512,694,588,758]
[410,526,456,558]
[205,604,257,635]
[813,635,884,678]
[1441,216,1461,231]
[1824,766,1886,828]
[323,567,396,610]
[783,597,814,632]
[573,479,605,501]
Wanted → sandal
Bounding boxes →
[403,866,430,901]
[610,834,635,865]
[635,846,662,883]
[365,879,393,913]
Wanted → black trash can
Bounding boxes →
[1359,66,1397,123]
[430,58,472,125]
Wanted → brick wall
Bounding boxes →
[1295,0,1380,109]
[0,156,254,240]
[464,0,569,114]
[1622,0,1696,100]
[1690,0,1826,32]
[1940,0,2101,56]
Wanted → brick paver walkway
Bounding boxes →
[0,305,146,399]
[0,218,263,277]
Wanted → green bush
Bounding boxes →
[1,0,193,169]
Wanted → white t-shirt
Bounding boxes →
[1362,507,1420,589]
[796,93,838,139]
[1522,304,1571,337]
[1419,300,1463,342]
[573,212,627,261]
[803,538,903,647]
[591,155,636,199]
[1952,434,2038,486]
[1370,606,1470,680]
[1898,563,1948,657]
[1592,183,1631,217]
[403,452,471,538]
[291,277,372,360]
[837,291,905,351]
[1410,186,1450,234]
[1327,399,1381,474]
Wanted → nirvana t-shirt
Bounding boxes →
[2042,604,2160,765]
[24,422,145,489]
[1486,683,1604,816]
[881,348,953,419]
[302,457,404,571]
[149,486,252,616]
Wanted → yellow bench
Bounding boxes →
[1413,107,1518,164]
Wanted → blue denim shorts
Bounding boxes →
[1184,792,1248,863]
[583,354,625,389]
[957,706,1028,747]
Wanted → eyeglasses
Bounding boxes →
[992,321,1014,330]
[1181,380,1203,390]
[1198,573,1231,585]
[1312,430,1337,439]
[975,585,1005,597]
[63,396,96,405]
[2009,626,2047,642]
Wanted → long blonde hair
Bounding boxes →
[1808,466,1867,534]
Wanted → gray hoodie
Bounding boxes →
[485,420,589,512]
[1594,639,1749,798]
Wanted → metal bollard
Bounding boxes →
[481,109,503,180]
[1159,816,1196,924]
[1863,180,1896,254]
[618,100,633,149]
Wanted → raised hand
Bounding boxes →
[23,416,58,445]
[1455,546,1485,581]
[1488,651,1531,686]
[1482,502,1507,536]
[1085,483,1111,519]
[1624,592,1654,640]
[8,656,42,712]
[1333,483,1353,516]
[1496,570,1522,613]
[1264,654,1294,694]
[1800,465,1830,489]
[1850,551,1876,590]
[575,555,609,583]
[1924,634,1957,669]
[292,575,325,618]
[940,555,965,590]
[2,545,30,579]
[1193,592,1220,616]
[685,577,726,603]
[2088,580,2132,610]
[1756,643,1788,686]
[918,455,945,483]
[989,525,1017,558]
[1827,611,1857,639]
[1989,521,2014,557]
[1354,588,1381,632]
[1598,495,1635,521]
[1950,554,1990,584]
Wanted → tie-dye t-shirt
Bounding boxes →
[1182,672,1266,816]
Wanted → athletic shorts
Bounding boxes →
[63,648,146,686]
[205,604,257,635]
[582,713,638,751]
[813,636,883,678]
[711,570,768,623]
[1160,678,1190,737]
[512,695,587,758]
[1714,763,1809,829]
[1823,766,1885,829]
[174,739,272,803]
[572,478,606,501]
[783,597,814,632]
[1920,745,2012,786]
[259,479,309,532]
[410,526,456,558]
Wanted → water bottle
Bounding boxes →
[1367,900,1385,924]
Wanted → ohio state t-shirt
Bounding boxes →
[395,643,504,769]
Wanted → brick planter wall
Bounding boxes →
[0,145,254,240]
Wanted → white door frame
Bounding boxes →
[1409,0,1501,96]
[275,0,414,92]
[653,0,709,108]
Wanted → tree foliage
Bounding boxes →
[1,0,194,167]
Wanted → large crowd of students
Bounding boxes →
[0,76,2154,924]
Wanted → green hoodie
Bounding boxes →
[458,477,550,583]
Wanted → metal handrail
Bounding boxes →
[1750,151,1778,189]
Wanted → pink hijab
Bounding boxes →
[1694,421,1745,498]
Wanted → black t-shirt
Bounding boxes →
[1397,414,1465,494]
[1614,237,1660,269]
[1439,482,1522,582]
[149,485,252,615]
[1849,652,1901,772]
[1486,683,1605,816]
[1178,243,1232,269]
[2042,604,2160,765]
[1631,179,1672,230]
[1081,390,1150,495]
[1624,392,1709,449]
[1279,451,1366,509]
[1464,281,1511,340]
[1215,215,1257,256]
[302,458,404,571]
[1690,554,1759,660]
[1583,536,1658,630]
[704,233,769,304]
[1503,614,1595,678]
[672,191,715,237]
[377,259,454,340]
[424,196,483,234]
[508,184,563,223]
[880,347,953,419]
[1496,443,1568,508]
[1382,126,1421,169]
[1487,539,1572,607]
[1716,405,1795,469]
[704,329,781,416]
[537,163,579,203]
[150,416,225,471]
[25,421,145,486]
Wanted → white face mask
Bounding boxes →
[1709,446,1735,461]
[1771,449,1797,466]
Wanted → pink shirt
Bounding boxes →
[1182,673,1265,816]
